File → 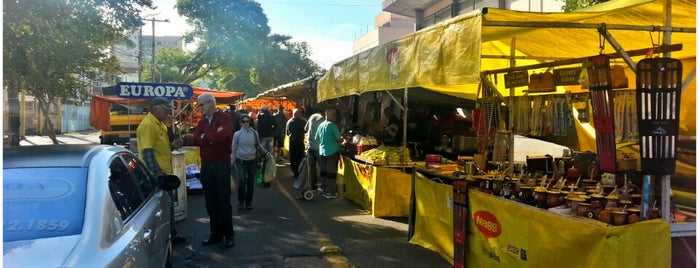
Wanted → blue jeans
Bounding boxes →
[318,153,340,194]
[235,159,258,206]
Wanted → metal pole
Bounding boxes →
[138,27,143,82]
[151,20,155,82]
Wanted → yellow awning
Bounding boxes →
[318,0,695,102]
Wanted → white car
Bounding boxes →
[4,144,181,267]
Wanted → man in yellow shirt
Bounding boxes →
[138,97,174,175]
[137,97,185,244]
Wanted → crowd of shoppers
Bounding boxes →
[138,99,343,253]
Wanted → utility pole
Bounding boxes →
[144,18,170,82]
[138,27,143,82]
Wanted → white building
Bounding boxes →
[112,30,184,83]
[352,0,564,54]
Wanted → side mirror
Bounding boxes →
[158,174,181,191]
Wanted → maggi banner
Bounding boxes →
[466,189,670,267]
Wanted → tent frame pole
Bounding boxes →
[598,23,637,72]
[482,44,682,76]
[482,20,695,34]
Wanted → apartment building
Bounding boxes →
[112,30,184,83]
[354,0,563,56]
[353,12,416,54]
[383,0,564,30]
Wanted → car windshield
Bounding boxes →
[3,168,87,242]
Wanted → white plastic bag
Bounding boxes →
[263,156,277,183]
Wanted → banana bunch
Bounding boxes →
[359,146,412,163]
[359,147,388,162]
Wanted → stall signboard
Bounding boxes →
[504,71,529,88]
[553,67,582,85]
[116,82,194,100]
[465,189,670,268]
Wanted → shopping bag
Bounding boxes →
[256,160,270,188]
[292,158,308,190]
[263,156,277,183]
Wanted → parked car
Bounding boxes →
[3,145,181,268]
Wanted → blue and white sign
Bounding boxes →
[116,82,194,100]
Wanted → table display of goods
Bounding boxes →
[355,145,412,165]
[466,160,688,226]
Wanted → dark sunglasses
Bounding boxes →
[241,120,250,123]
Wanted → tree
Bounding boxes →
[145,48,205,84]
[4,0,153,145]
[176,0,321,96]
[560,0,608,12]
[254,34,321,89]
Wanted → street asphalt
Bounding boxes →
[18,130,452,268]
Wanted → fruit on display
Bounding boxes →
[359,145,411,163]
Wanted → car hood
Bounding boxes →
[4,235,80,267]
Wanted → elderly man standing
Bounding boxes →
[192,93,235,249]
[137,97,185,244]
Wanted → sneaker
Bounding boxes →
[237,204,244,210]
[322,193,339,199]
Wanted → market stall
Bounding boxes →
[316,0,695,265]
[89,84,245,206]
[329,86,481,218]
[410,167,671,267]
[236,76,318,113]
[338,155,416,217]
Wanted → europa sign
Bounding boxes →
[116,82,193,100]
[473,211,502,239]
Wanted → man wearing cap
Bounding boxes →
[193,93,235,249]
[137,96,186,244]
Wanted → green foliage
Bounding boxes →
[4,0,153,99]
[3,0,153,142]
[254,34,321,89]
[560,0,606,12]
[175,0,321,95]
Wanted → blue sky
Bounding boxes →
[146,0,384,69]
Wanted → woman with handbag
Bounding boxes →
[232,114,271,211]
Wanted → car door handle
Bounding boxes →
[143,229,152,240]
[155,209,163,218]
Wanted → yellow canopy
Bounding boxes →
[318,0,695,102]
